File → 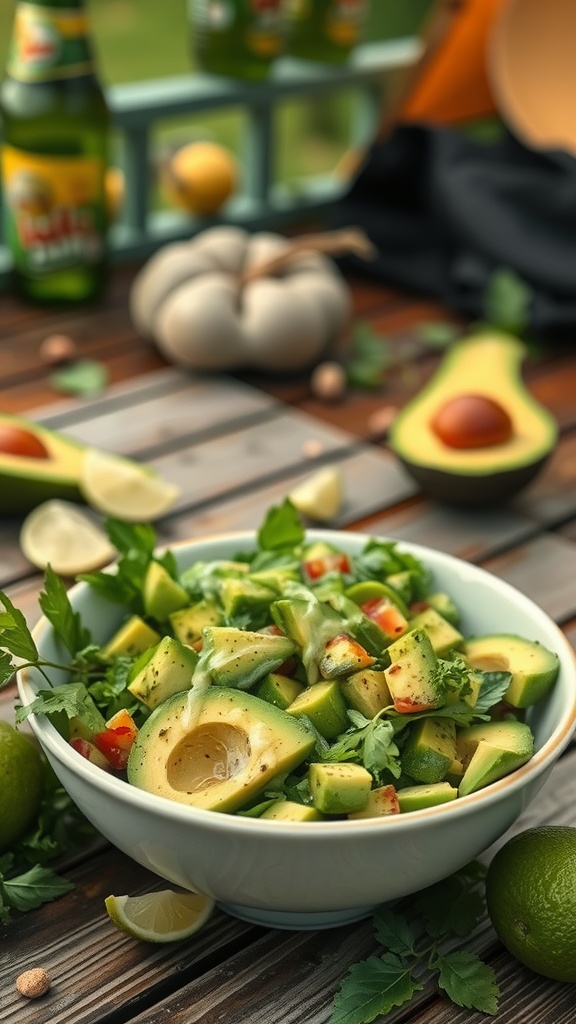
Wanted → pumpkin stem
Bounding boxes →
[240,228,377,285]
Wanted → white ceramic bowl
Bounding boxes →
[18,530,576,930]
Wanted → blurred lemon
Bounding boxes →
[105,889,215,942]
[162,142,237,216]
[0,722,44,853]
[80,448,180,522]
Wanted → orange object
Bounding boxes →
[400,0,508,125]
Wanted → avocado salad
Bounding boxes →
[18,500,560,821]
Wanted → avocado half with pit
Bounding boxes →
[127,688,315,813]
[0,413,85,514]
[388,332,557,505]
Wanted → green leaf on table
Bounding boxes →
[416,869,486,938]
[0,862,74,914]
[49,358,108,397]
[417,321,460,348]
[484,267,533,336]
[39,566,92,656]
[373,906,418,957]
[331,954,422,1024]
[436,950,499,1015]
[346,323,391,389]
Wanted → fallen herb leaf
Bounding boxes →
[49,359,108,397]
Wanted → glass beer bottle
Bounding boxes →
[189,0,284,81]
[286,0,370,65]
[0,0,110,303]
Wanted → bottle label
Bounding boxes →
[325,0,368,47]
[192,0,283,55]
[2,145,106,276]
[7,3,94,81]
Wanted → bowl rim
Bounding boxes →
[18,528,576,838]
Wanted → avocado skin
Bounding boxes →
[396,456,549,507]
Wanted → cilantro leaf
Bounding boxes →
[105,518,156,558]
[331,954,422,1024]
[417,873,486,938]
[0,648,16,691]
[15,681,102,728]
[373,906,418,957]
[0,863,75,914]
[484,266,532,337]
[436,950,499,1015]
[474,671,514,714]
[258,499,305,552]
[49,358,108,397]
[38,567,91,657]
[0,590,38,661]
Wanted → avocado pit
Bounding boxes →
[431,394,513,450]
[0,424,50,459]
[167,723,251,794]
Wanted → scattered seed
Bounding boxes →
[310,361,347,402]
[40,334,77,365]
[302,438,326,459]
[368,405,398,436]
[16,968,51,999]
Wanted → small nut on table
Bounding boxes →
[16,968,51,999]
[310,361,347,402]
[39,333,77,365]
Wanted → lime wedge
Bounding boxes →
[289,466,343,522]
[80,448,180,522]
[105,889,215,942]
[20,499,116,575]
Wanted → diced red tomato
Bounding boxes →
[361,598,407,638]
[302,552,351,581]
[93,709,138,771]
[409,600,429,615]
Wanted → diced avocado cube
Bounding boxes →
[426,591,460,627]
[102,615,162,660]
[319,634,375,679]
[308,762,372,814]
[401,717,457,784]
[461,633,560,708]
[255,672,305,710]
[397,782,458,812]
[143,561,189,621]
[219,577,276,621]
[457,719,534,796]
[341,668,392,718]
[408,607,463,657]
[287,679,349,739]
[260,800,324,822]
[202,626,296,690]
[248,565,300,593]
[169,599,222,646]
[128,636,198,709]
[348,784,399,819]
[384,628,443,713]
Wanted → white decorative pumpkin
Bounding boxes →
[129,226,355,373]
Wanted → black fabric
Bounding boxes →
[331,123,576,338]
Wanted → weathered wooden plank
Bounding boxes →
[482,533,576,624]
[511,432,576,526]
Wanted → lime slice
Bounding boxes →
[20,499,116,575]
[105,889,215,942]
[289,466,343,522]
[80,448,180,522]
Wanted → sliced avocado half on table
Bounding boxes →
[388,332,557,505]
[0,413,85,514]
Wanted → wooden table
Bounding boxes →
[2,264,576,1024]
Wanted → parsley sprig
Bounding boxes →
[331,862,500,1022]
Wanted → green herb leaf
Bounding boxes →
[0,863,74,914]
[474,671,514,714]
[15,681,102,727]
[38,567,91,657]
[331,954,422,1024]
[417,322,460,348]
[346,324,391,390]
[0,648,17,691]
[372,906,418,957]
[484,267,532,336]
[416,870,486,938]
[436,950,499,1015]
[258,499,305,552]
[49,358,108,397]
[0,590,38,662]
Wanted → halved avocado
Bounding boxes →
[127,688,315,813]
[0,413,85,514]
[389,333,557,505]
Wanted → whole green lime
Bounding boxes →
[0,721,44,853]
[486,825,576,983]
